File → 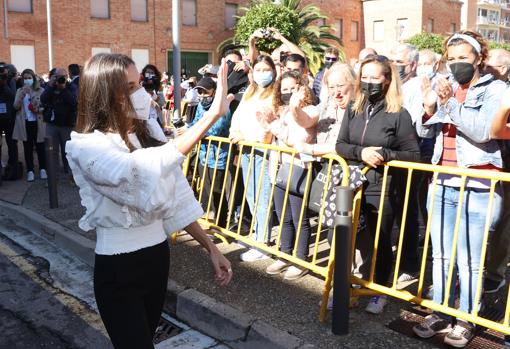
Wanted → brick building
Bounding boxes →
[362,0,462,55]
[0,0,363,76]
[461,0,510,43]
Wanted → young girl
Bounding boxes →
[65,54,232,349]
[229,55,277,262]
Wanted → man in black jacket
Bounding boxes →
[0,63,18,178]
[41,68,77,173]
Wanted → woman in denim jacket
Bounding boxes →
[413,31,507,348]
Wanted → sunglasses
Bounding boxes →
[325,57,338,62]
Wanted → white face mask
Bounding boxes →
[129,88,152,120]
[416,65,435,79]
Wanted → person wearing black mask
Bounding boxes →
[41,68,77,174]
[0,63,19,179]
[390,43,418,84]
[141,64,165,108]
[180,77,233,229]
[313,47,340,101]
[336,54,420,315]
[413,31,507,347]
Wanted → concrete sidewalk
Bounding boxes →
[0,175,434,349]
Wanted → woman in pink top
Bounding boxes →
[265,71,319,280]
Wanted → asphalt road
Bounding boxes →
[0,216,229,349]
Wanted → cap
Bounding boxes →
[196,77,216,91]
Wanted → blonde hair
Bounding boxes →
[323,62,356,88]
[353,55,402,114]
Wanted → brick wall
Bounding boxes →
[421,0,462,36]
[0,0,362,75]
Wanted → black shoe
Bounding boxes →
[484,278,505,294]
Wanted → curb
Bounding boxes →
[0,200,317,349]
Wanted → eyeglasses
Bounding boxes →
[325,57,338,62]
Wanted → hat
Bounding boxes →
[196,77,216,91]
[198,64,219,76]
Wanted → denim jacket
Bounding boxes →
[190,103,232,170]
[415,74,507,168]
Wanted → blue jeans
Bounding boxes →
[241,151,272,243]
[429,184,502,315]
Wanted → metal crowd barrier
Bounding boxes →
[351,160,510,336]
[172,136,350,321]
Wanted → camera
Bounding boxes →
[56,76,67,84]
[260,28,273,40]
[172,118,185,129]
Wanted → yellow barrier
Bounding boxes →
[351,160,510,336]
[173,136,350,321]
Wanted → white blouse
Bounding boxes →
[65,130,203,255]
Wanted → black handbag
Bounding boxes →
[275,162,312,196]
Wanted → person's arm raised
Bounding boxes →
[174,59,229,155]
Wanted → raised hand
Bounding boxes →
[421,76,438,115]
[289,86,306,109]
[208,59,229,119]
[434,77,453,106]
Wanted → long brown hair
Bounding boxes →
[76,53,156,151]
[243,55,277,101]
[353,55,402,114]
[21,69,41,91]
[272,70,315,112]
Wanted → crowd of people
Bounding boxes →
[3,26,510,348]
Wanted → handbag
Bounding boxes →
[308,162,366,228]
[275,162,311,196]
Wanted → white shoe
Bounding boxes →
[265,260,289,275]
[27,171,35,182]
[39,169,48,180]
[365,295,387,314]
[240,248,269,262]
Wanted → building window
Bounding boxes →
[92,47,112,56]
[132,49,149,71]
[335,19,343,40]
[225,3,238,29]
[350,21,359,41]
[450,23,456,33]
[10,45,35,71]
[131,0,148,22]
[373,20,384,42]
[183,0,197,26]
[7,0,32,12]
[396,18,408,41]
[91,0,110,19]
[427,18,434,33]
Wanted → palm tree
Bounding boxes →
[218,0,343,74]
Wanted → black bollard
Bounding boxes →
[332,186,353,335]
[45,136,58,208]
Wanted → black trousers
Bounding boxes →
[0,117,18,166]
[94,241,170,349]
[23,121,46,172]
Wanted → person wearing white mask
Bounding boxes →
[229,55,277,262]
[12,69,47,182]
[65,54,233,349]
[416,49,438,79]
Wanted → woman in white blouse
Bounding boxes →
[65,54,232,349]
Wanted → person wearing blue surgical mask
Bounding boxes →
[12,69,47,182]
[229,55,277,262]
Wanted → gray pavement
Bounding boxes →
[0,168,436,348]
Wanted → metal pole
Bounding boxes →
[46,0,53,70]
[171,0,181,122]
[3,0,8,39]
[332,186,353,335]
[45,136,58,208]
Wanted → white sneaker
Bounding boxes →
[266,260,289,275]
[365,295,388,314]
[240,248,269,262]
[39,169,48,180]
[27,171,35,182]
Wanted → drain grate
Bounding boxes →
[153,314,183,344]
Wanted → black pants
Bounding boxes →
[273,186,311,260]
[0,117,18,166]
[23,121,46,172]
[94,241,170,349]
[198,164,228,228]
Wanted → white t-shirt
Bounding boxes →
[23,94,37,122]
